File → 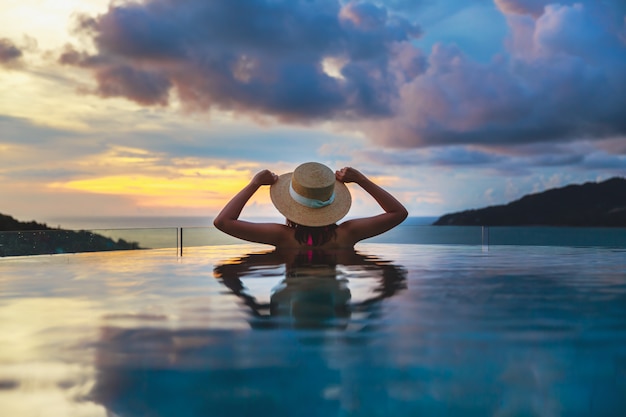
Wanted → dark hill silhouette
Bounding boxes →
[1,213,140,256]
[1,213,52,231]
[433,177,626,227]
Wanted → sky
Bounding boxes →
[1,0,625,225]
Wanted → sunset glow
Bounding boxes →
[50,173,254,209]
[1,0,624,224]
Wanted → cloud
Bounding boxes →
[494,0,561,17]
[0,116,108,184]
[493,0,626,19]
[0,38,23,67]
[350,137,626,178]
[0,115,79,145]
[58,0,626,155]
[371,1,626,148]
[60,0,421,121]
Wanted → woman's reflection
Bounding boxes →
[213,248,407,330]
[88,250,407,417]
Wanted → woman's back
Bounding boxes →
[279,225,357,250]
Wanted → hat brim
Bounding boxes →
[270,172,351,227]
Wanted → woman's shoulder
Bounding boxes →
[330,224,358,248]
[336,213,405,244]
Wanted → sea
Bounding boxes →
[42,216,438,229]
[40,216,626,249]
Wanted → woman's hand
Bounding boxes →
[252,169,279,186]
[335,167,365,184]
[213,168,288,246]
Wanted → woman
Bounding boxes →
[213,162,408,249]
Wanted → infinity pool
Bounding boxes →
[1,243,625,416]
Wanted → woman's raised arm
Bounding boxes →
[335,167,408,244]
[213,170,289,245]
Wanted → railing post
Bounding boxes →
[482,226,489,250]
[179,227,183,257]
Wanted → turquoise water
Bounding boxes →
[1,243,625,416]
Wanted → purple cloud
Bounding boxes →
[372,1,626,148]
[60,0,421,120]
[494,0,563,17]
[59,0,626,156]
[0,38,23,67]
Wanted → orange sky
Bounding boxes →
[1,0,624,225]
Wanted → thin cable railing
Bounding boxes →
[2,225,626,257]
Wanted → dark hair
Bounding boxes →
[286,220,338,246]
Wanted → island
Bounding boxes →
[1,213,141,257]
[433,177,626,227]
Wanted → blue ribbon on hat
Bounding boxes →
[289,181,335,208]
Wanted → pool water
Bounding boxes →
[1,243,625,416]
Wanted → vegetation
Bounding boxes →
[0,213,140,257]
[434,177,626,227]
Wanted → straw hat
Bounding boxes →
[270,162,351,227]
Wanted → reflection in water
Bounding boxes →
[3,245,626,416]
[88,249,407,417]
[214,248,407,329]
